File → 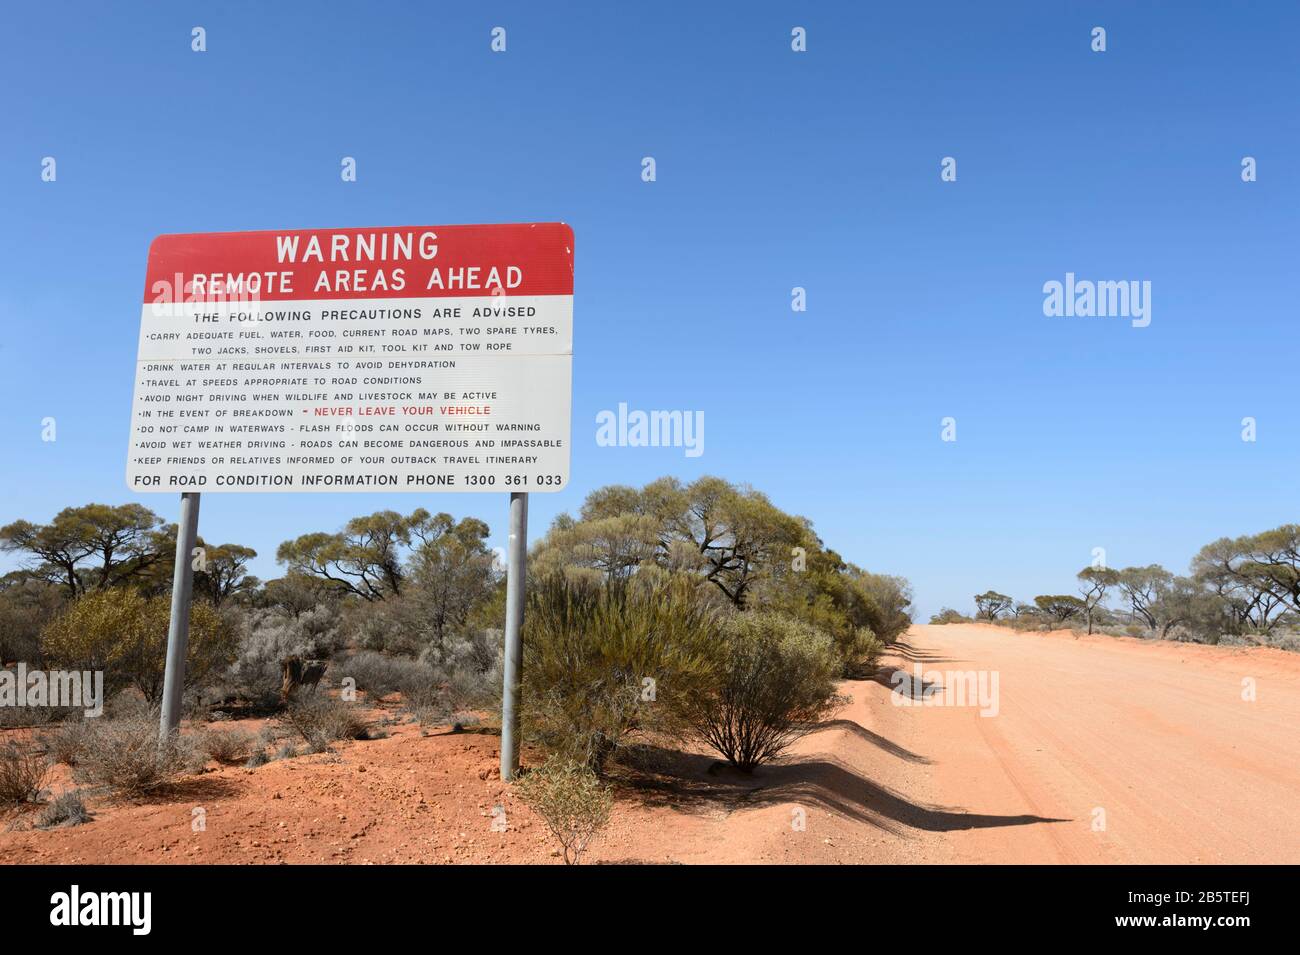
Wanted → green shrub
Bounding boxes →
[682,612,842,773]
[515,756,613,865]
[41,589,238,704]
[851,573,914,644]
[834,626,886,677]
[520,578,715,773]
[73,714,193,796]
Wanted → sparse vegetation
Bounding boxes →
[40,720,93,766]
[244,748,270,769]
[196,726,256,764]
[278,696,368,752]
[36,790,91,828]
[0,741,50,807]
[337,650,434,701]
[73,714,193,796]
[514,756,613,865]
[930,607,970,625]
[957,525,1300,648]
[1033,595,1086,624]
[274,742,298,761]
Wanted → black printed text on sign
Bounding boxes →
[127,223,573,493]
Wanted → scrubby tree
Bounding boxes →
[531,513,661,585]
[1243,524,1300,614]
[1008,603,1036,620]
[1192,535,1288,635]
[1033,594,1085,624]
[1077,567,1121,634]
[974,590,1014,620]
[533,477,912,647]
[0,574,65,664]
[276,508,436,601]
[0,504,168,596]
[753,542,908,675]
[194,543,258,606]
[260,573,337,618]
[1151,575,1233,642]
[1116,565,1173,632]
[408,515,500,645]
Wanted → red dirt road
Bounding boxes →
[890,624,1300,863]
[3,623,1297,864]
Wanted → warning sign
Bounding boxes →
[126,223,573,493]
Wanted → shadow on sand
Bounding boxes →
[615,727,1067,838]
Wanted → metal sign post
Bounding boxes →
[499,491,528,780]
[159,491,200,739]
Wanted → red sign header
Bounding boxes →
[143,222,574,303]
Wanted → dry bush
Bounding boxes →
[73,714,193,796]
[244,748,270,769]
[514,756,613,865]
[36,789,91,829]
[226,604,344,706]
[336,650,434,701]
[0,705,82,729]
[39,720,94,766]
[0,741,49,806]
[278,696,368,752]
[196,726,256,764]
[682,612,842,773]
[273,742,298,761]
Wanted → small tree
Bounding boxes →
[1116,565,1173,632]
[514,756,613,865]
[1033,594,1086,625]
[0,503,170,597]
[682,612,841,773]
[1077,567,1120,634]
[973,590,1014,620]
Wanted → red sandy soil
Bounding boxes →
[3,622,1298,864]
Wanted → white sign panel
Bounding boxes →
[127,223,573,492]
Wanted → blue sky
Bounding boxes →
[2,2,1296,619]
